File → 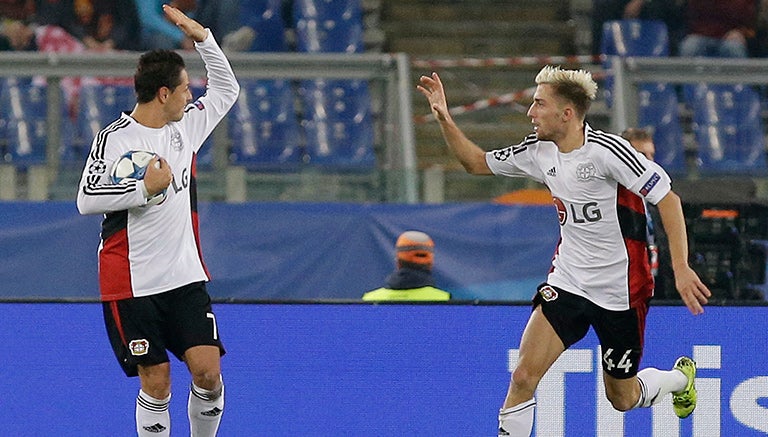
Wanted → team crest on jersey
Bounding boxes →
[493,147,512,161]
[129,339,149,356]
[170,128,183,151]
[538,285,559,301]
[194,100,205,110]
[88,159,107,175]
[576,162,596,181]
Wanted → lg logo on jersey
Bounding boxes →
[553,197,602,225]
[171,167,190,194]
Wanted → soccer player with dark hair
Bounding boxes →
[418,66,711,436]
[77,5,239,436]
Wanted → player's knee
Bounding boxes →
[138,363,172,398]
[606,391,636,412]
[511,366,539,395]
[191,369,222,391]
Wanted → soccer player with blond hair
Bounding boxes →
[418,66,711,436]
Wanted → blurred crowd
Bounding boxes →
[593,0,768,59]
[0,0,291,54]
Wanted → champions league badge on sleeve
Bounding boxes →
[640,172,661,196]
[88,159,108,175]
[493,147,513,161]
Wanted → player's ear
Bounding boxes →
[157,86,170,102]
[561,106,574,122]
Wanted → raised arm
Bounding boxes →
[162,3,208,42]
[655,190,711,314]
[417,72,492,175]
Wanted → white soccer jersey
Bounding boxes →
[486,123,672,310]
[77,31,239,301]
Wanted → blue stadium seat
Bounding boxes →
[240,0,288,51]
[601,20,686,173]
[228,79,301,167]
[636,83,686,173]
[601,20,670,106]
[687,83,767,173]
[0,79,72,166]
[601,19,669,58]
[293,0,364,53]
[298,79,375,167]
[75,83,135,160]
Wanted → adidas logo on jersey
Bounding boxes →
[547,167,557,177]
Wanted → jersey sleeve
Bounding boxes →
[179,29,240,153]
[601,138,672,205]
[485,135,546,183]
[77,135,150,215]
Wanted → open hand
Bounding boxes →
[163,4,207,43]
[417,72,451,123]
[675,265,712,315]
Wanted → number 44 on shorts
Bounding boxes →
[603,348,633,374]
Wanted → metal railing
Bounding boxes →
[0,51,418,203]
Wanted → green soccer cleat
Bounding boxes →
[672,356,697,418]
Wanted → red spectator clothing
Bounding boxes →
[685,0,757,39]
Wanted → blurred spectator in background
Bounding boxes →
[194,0,243,49]
[752,0,768,57]
[362,231,451,301]
[679,0,756,58]
[622,126,655,160]
[73,0,142,51]
[0,0,34,21]
[32,0,82,39]
[135,0,196,50]
[591,0,684,57]
[622,127,674,299]
[0,17,35,50]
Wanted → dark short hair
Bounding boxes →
[134,50,186,104]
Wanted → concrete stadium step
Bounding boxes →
[385,21,574,57]
[383,0,567,23]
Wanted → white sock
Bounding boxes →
[188,381,224,437]
[498,398,536,437]
[635,367,688,408]
[136,390,171,437]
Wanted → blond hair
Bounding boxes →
[535,65,597,118]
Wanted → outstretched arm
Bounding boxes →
[656,191,711,315]
[163,3,208,43]
[417,72,492,175]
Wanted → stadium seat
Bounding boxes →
[228,79,301,167]
[687,83,768,173]
[75,83,135,162]
[636,83,686,173]
[601,20,670,106]
[293,0,364,53]
[298,79,375,167]
[0,79,71,166]
[240,0,288,52]
[601,20,686,173]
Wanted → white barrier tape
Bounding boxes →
[414,86,536,124]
